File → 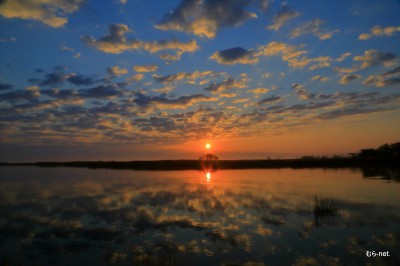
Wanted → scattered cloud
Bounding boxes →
[143,39,198,54]
[67,74,95,86]
[0,85,40,102]
[339,74,361,84]
[258,95,283,104]
[40,71,73,86]
[0,83,14,91]
[336,52,352,62]
[380,65,400,77]
[79,85,122,99]
[362,75,400,87]
[333,66,359,74]
[353,50,397,69]
[292,83,311,100]
[267,3,300,31]
[0,37,16,42]
[375,77,400,87]
[158,53,182,61]
[127,74,144,82]
[107,66,129,77]
[81,24,141,54]
[249,87,270,98]
[257,41,331,69]
[134,93,215,109]
[134,64,159,73]
[82,24,199,55]
[204,77,247,94]
[0,0,83,27]
[362,65,400,87]
[359,25,400,40]
[156,0,258,38]
[316,108,391,120]
[153,71,217,84]
[311,75,329,82]
[210,47,258,65]
[290,19,339,40]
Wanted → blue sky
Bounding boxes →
[0,0,399,161]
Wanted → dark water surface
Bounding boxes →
[0,167,399,265]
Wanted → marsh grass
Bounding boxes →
[313,196,338,226]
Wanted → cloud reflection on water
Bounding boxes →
[0,167,399,265]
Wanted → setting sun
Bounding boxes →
[205,143,211,149]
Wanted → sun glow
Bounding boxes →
[206,143,211,149]
[206,172,211,182]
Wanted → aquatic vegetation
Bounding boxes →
[313,196,338,225]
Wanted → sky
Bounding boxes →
[0,0,399,162]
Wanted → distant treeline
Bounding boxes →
[351,142,400,161]
[0,142,399,170]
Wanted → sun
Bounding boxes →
[205,143,211,149]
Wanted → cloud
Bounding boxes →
[158,53,182,61]
[133,93,215,109]
[335,50,398,74]
[362,65,400,87]
[79,85,122,99]
[82,24,199,55]
[380,65,400,77]
[333,66,359,74]
[153,70,217,84]
[257,41,331,69]
[143,39,198,54]
[67,74,95,86]
[362,75,400,87]
[257,95,283,104]
[375,77,400,87]
[81,24,142,54]
[127,74,144,82]
[210,47,258,65]
[155,0,258,38]
[0,0,83,27]
[152,87,174,94]
[0,83,14,91]
[359,25,400,40]
[339,74,361,84]
[204,77,247,94]
[13,98,84,111]
[311,75,329,82]
[292,83,311,100]
[267,3,300,31]
[107,66,129,77]
[232,98,249,104]
[40,71,73,86]
[0,37,16,42]
[290,19,339,40]
[61,46,74,52]
[0,85,40,102]
[336,52,352,62]
[41,88,79,99]
[316,108,391,120]
[248,87,270,97]
[134,65,159,73]
[353,50,397,69]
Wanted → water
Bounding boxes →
[0,166,399,265]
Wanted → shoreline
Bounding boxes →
[1,158,398,171]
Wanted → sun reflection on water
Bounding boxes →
[206,172,211,182]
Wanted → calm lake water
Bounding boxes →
[0,166,399,266]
